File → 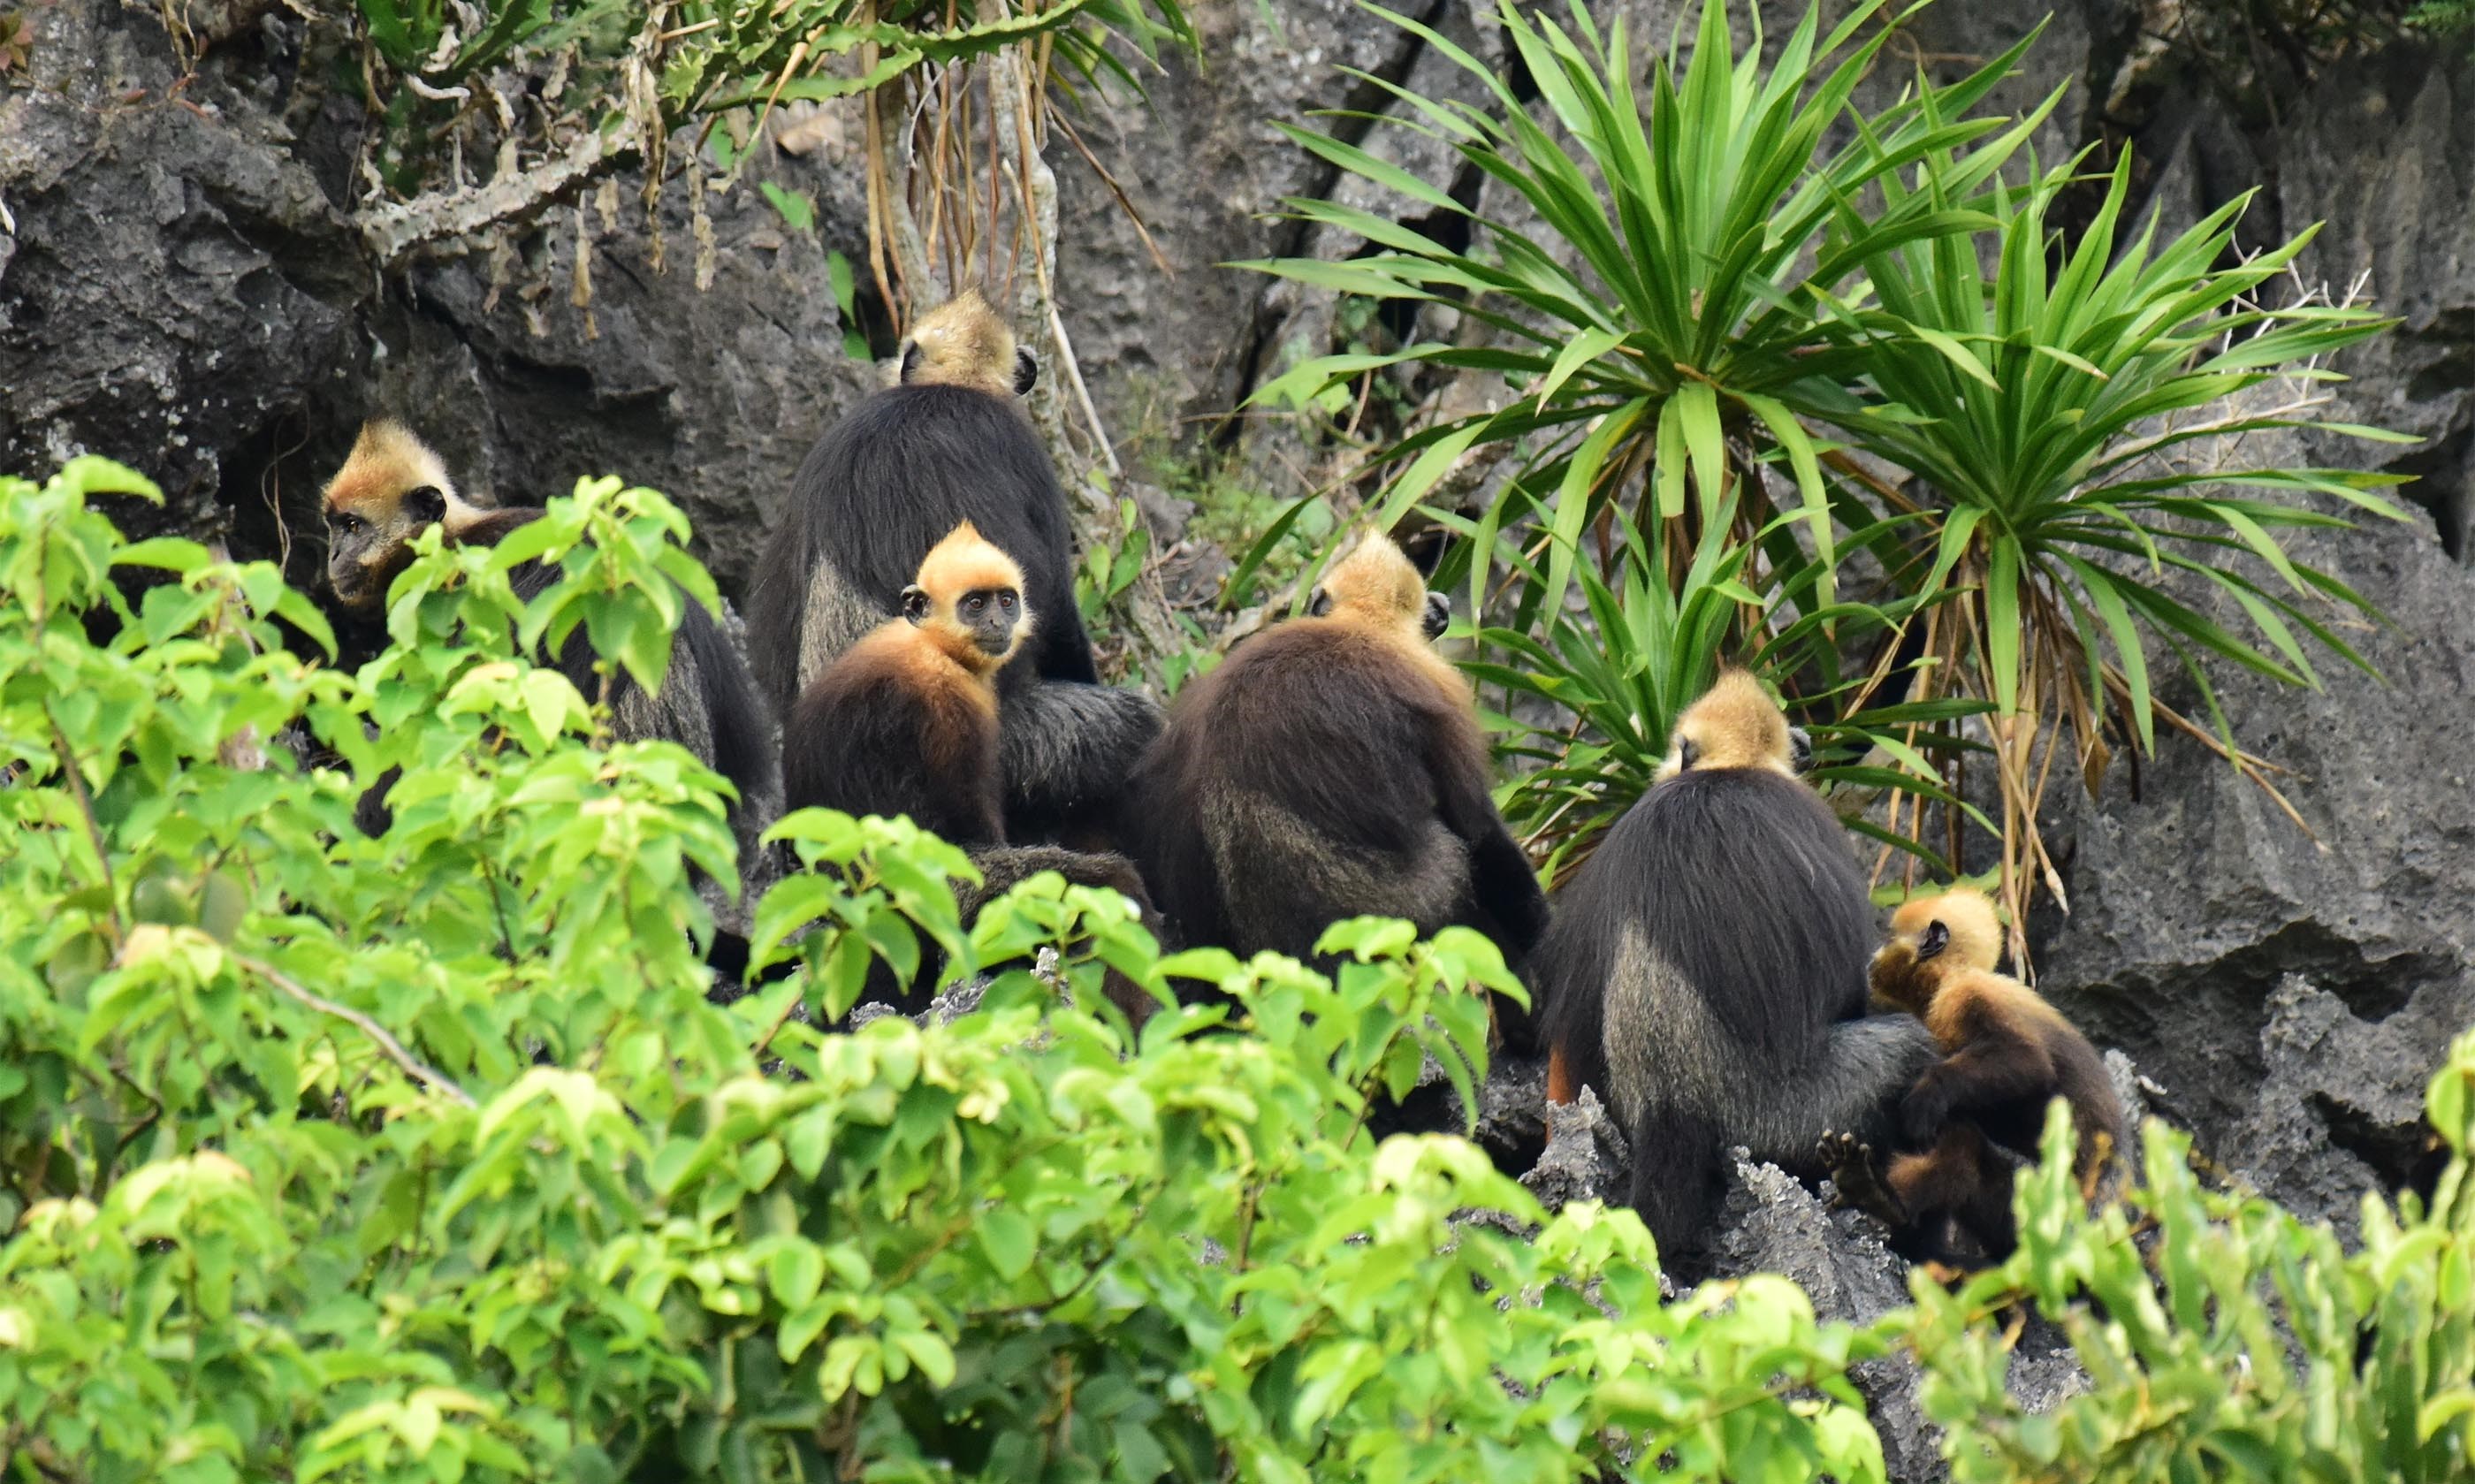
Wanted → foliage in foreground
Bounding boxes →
[2,462,2471,1482]
[0,462,1876,1481]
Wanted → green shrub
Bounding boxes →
[0,461,1894,1480]
[1905,1048,2475,1480]
[6,460,2475,1480]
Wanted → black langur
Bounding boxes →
[1532,668,1937,1267]
[1822,887,2127,1264]
[1125,530,1549,1031]
[320,420,781,864]
[744,287,1158,846]
[781,521,1161,1022]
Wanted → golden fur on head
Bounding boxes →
[894,288,1026,399]
[323,420,458,515]
[1890,887,2004,974]
[1316,530,1428,635]
[321,419,499,610]
[1656,667,1795,780]
[908,521,1032,676]
[915,521,1027,602]
[1870,887,2030,1027]
[1308,530,1464,701]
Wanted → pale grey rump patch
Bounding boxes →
[796,560,891,694]
[1602,923,1753,1135]
[1202,785,1467,953]
[1600,921,1938,1170]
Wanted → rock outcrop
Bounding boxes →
[0,0,354,543]
[2031,516,2475,1233]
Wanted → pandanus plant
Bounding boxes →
[1242,0,2056,624]
[1816,147,2406,959]
[1247,0,2409,962]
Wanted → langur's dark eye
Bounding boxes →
[1919,922,1951,960]
[1677,738,1702,770]
[998,592,1017,610]
[965,596,986,615]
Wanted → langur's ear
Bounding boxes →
[1919,921,1951,961]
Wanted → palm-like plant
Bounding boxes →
[1817,148,2410,954]
[1465,498,1990,881]
[1245,0,2413,967]
[1244,0,2052,621]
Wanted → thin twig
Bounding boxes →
[750,977,809,1061]
[1047,104,1173,276]
[45,705,123,938]
[234,954,477,1108]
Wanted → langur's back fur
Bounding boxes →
[1534,749,1933,1263]
[748,384,1090,713]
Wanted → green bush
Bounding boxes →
[5,460,2471,1482]
[0,462,1891,1480]
[1908,1062,2475,1480]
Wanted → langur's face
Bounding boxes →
[904,580,1029,667]
[324,486,444,612]
[1867,916,1951,1014]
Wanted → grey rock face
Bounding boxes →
[1706,1157,1948,1482]
[2032,518,2475,1231]
[1047,0,1519,483]
[0,1,353,540]
[0,1,871,605]
[377,171,876,602]
[1517,1080,1629,1214]
[2272,46,2475,562]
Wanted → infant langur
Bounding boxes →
[1824,887,2125,1264]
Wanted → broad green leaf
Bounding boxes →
[1984,537,2022,717]
[1674,380,1728,522]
